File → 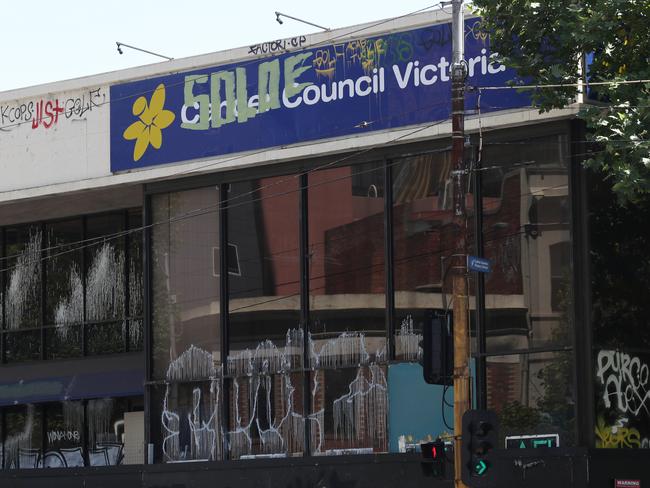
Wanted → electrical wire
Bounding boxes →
[0,153,581,276]
[474,78,650,91]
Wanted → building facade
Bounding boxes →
[0,8,647,488]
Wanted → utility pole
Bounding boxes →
[451,2,470,488]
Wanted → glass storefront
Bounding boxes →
[147,130,576,461]
[0,397,143,468]
[0,128,584,468]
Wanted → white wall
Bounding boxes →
[0,85,110,192]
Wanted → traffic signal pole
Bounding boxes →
[451,2,471,488]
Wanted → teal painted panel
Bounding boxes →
[387,362,453,452]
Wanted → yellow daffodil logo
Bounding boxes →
[123,83,175,162]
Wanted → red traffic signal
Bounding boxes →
[420,439,446,460]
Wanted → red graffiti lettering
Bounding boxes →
[31,99,64,130]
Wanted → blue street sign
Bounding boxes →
[467,255,492,273]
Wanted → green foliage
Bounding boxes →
[500,401,542,432]
[473,0,650,204]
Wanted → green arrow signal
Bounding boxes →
[475,460,488,475]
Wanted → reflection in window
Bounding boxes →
[1,210,143,362]
[151,188,221,380]
[159,349,222,462]
[306,163,388,454]
[224,177,305,460]
[309,366,387,455]
[308,162,386,359]
[480,135,572,353]
[4,227,41,331]
[227,373,304,460]
[487,351,574,446]
[0,397,143,469]
[3,405,42,469]
[392,151,453,361]
[128,210,144,350]
[46,219,84,359]
[44,402,84,468]
[227,176,301,367]
[4,227,42,362]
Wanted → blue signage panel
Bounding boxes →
[468,255,492,273]
[110,19,530,172]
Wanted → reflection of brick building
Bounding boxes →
[486,360,521,412]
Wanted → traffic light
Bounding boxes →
[461,409,498,487]
[420,438,446,478]
[419,311,453,385]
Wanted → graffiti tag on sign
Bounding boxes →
[596,349,650,416]
[248,36,307,55]
[0,88,106,131]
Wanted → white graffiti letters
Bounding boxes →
[596,350,650,416]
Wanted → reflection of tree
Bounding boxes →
[535,269,574,443]
[500,270,574,444]
[500,401,541,433]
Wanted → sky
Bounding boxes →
[0,0,443,93]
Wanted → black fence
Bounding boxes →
[0,449,647,488]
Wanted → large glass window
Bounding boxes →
[226,176,303,460]
[151,187,222,462]
[307,162,387,455]
[0,397,143,469]
[590,173,650,448]
[3,405,42,469]
[392,151,453,361]
[4,226,42,362]
[487,351,575,447]
[479,134,574,444]
[151,187,221,378]
[0,210,143,363]
[45,219,83,359]
[147,134,577,461]
[480,134,572,354]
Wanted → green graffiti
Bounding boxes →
[258,59,281,113]
[181,75,210,130]
[235,68,256,123]
[284,52,313,100]
[211,71,236,128]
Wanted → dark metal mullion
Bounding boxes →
[300,173,311,457]
[81,217,87,356]
[384,158,395,361]
[219,184,230,460]
[1,408,5,468]
[473,144,487,410]
[123,210,130,353]
[83,399,90,465]
[1,228,5,365]
[570,120,594,447]
[143,194,153,463]
[40,223,46,360]
[478,345,572,358]
[41,404,47,458]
